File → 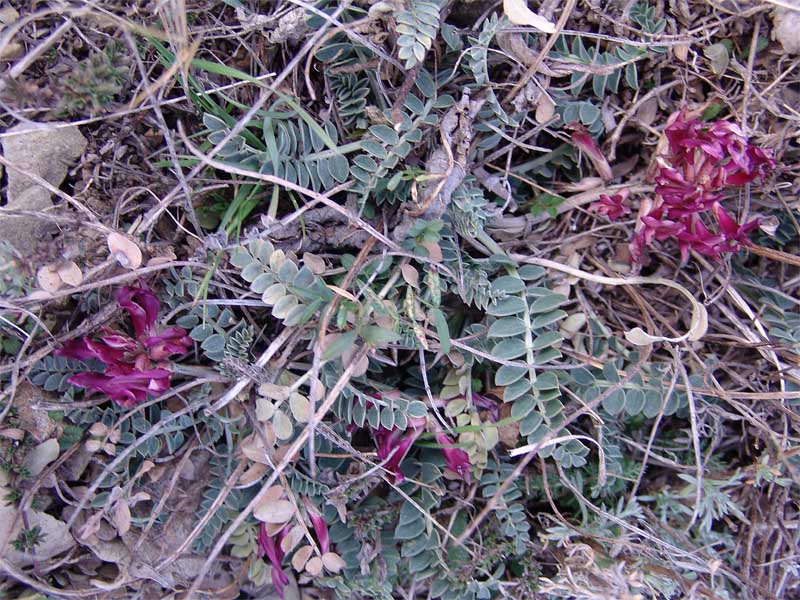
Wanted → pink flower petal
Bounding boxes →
[68,368,171,408]
[589,190,631,221]
[568,123,613,181]
[118,286,160,338]
[302,497,330,554]
[435,432,472,484]
[257,524,290,598]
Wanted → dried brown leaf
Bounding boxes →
[36,265,62,293]
[400,264,420,289]
[273,409,294,440]
[254,498,295,524]
[107,232,142,269]
[291,544,314,571]
[322,552,346,573]
[503,0,556,32]
[56,261,83,287]
[304,555,323,577]
[289,393,310,423]
[114,500,131,535]
[303,253,326,275]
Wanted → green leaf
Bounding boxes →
[534,372,560,390]
[432,308,451,354]
[625,388,646,415]
[517,265,546,281]
[531,309,568,328]
[530,294,569,313]
[361,325,401,346]
[511,395,536,419]
[370,124,399,145]
[602,388,626,415]
[487,297,527,317]
[625,63,638,89]
[488,317,527,338]
[531,331,563,350]
[519,412,544,437]
[201,334,226,353]
[323,330,358,361]
[492,339,528,360]
[503,379,531,403]
[495,364,527,387]
[407,401,428,419]
[491,276,526,294]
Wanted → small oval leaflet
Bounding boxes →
[254,498,294,524]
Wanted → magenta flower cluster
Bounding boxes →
[590,111,774,264]
[56,286,191,408]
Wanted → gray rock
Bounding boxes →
[0,122,87,256]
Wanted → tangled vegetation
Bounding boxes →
[1,1,799,599]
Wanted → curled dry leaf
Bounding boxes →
[303,252,326,275]
[400,264,420,289]
[273,409,294,440]
[85,439,103,453]
[107,232,143,269]
[27,290,55,301]
[281,524,305,554]
[535,94,556,124]
[559,312,587,339]
[263,484,286,503]
[673,43,690,62]
[352,352,369,377]
[258,382,291,401]
[624,276,708,345]
[304,555,323,577]
[254,498,295,524]
[241,434,270,465]
[503,0,557,33]
[256,396,276,421]
[56,261,83,287]
[291,544,314,571]
[89,422,108,437]
[309,377,325,402]
[289,393,310,423]
[239,461,268,486]
[114,500,131,535]
[420,241,443,262]
[321,551,346,573]
[772,8,800,54]
[146,248,177,267]
[37,265,62,293]
[326,284,358,303]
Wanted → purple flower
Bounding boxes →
[568,122,613,182]
[258,524,291,598]
[435,432,472,484]
[302,497,330,554]
[713,202,760,244]
[630,110,774,265]
[56,286,191,407]
[374,415,426,483]
[118,286,161,339]
[675,215,725,263]
[143,327,194,361]
[590,189,632,221]
[68,367,172,409]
